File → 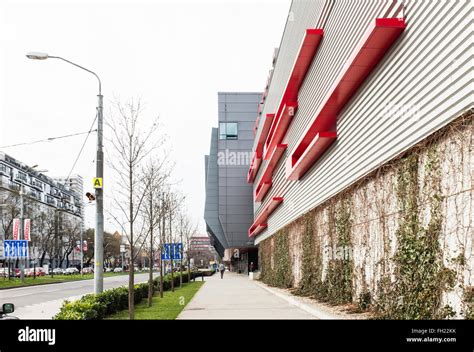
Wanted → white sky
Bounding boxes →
[0,0,290,233]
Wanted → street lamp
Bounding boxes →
[26,51,105,294]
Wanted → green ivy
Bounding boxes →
[260,229,293,288]
[376,148,455,319]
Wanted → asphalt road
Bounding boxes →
[0,273,154,309]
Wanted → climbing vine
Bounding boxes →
[376,146,455,319]
[296,214,316,295]
[258,111,472,319]
[259,228,293,288]
[320,200,353,305]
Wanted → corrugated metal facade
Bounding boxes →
[253,0,474,245]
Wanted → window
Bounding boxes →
[0,163,10,176]
[219,122,238,140]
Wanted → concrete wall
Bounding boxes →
[259,112,473,317]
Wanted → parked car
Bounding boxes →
[52,268,64,275]
[105,267,113,273]
[113,267,123,273]
[81,267,93,274]
[64,267,79,275]
[33,268,46,277]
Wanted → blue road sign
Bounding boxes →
[161,243,183,260]
[4,240,29,259]
[173,243,183,260]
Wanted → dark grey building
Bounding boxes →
[204,92,261,272]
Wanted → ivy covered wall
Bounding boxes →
[258,111,473,319]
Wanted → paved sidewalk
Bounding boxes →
[177,272,315,319]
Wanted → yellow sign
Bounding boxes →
[93,178,103,189]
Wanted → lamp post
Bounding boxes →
[26,52,104,294]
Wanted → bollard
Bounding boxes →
[201,272,204,281]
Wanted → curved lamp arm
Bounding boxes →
[48,56,102,95]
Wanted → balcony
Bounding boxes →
[0,164,10,177]
[46,196,56,206]
[14,172,27,184]
[287,18,406,180]
[30,179,43,191]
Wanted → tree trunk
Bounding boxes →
[128,160,135,320]
[147,194,154,307]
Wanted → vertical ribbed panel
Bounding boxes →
[253,0,474,244]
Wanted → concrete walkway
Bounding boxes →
[177,272,315,319]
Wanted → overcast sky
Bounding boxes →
[0,0,290,233]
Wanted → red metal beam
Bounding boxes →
[248,197,283,237]
[256,113,275,157]
[254,144,287,201]
[255,181,272,202]
[264,29,323,160]
[287,18,406,180]
[264,103,298,160]
[247,151,262,183]
[248,113,275,183]
[286,131,337,180]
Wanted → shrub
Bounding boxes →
[54,272,191,320]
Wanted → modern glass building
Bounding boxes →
[204,92,261,273]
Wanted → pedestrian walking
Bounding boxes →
[219,263,225,279]
[249,262,254,274]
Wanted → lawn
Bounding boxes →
[107,281,204,320]
[0,272,128,289]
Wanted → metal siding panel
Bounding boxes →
[253,0,474,244]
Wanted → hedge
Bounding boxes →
[54,271,198,320]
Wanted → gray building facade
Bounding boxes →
[204,92,261,268]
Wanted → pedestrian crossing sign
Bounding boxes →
[93,177,103,189]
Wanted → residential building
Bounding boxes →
[248,0,473,318]
[0,152,83,268]
[52,174,84,228]
[188,234,218,268]
[204,92,261,273]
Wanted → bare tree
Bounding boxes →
[177,211,198,283]
[141,158,171,307]
[107,97,162,320]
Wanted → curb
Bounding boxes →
[253,281,343,319]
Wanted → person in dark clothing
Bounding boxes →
[219,263,225,279]
[249,262,255,274]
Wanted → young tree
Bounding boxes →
[107,98,162,320]
[141,159,170,307]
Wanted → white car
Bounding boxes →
[52,268,64,275]
[64,268,79,275]
[113,267,123,273]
